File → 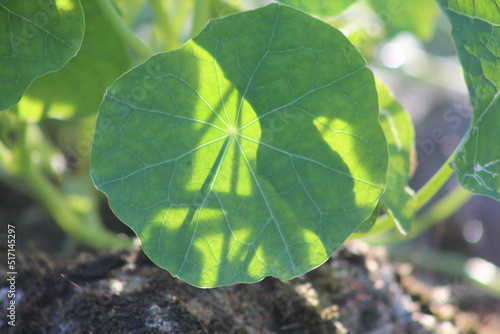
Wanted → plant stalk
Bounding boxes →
[357,153,457,236]
[358,184,472,245]
[191,0,212,37]
[95,0,154,60]
[413,185,472,235]
[173,0,194,37]
[415,154,455,209]
[23,166,131,248]
[149,0,177,50]
[16,121,131,249]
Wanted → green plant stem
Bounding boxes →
[24,166,131,248]
[415,154,455,209]
[95,0,154,60]
[355,154,456,236]
[173,0,193,36]
[413,185,472,235]
[149,0,176,50]
[16,122,131,249]
[358,184,472,245]
[119,0,143,25]
[191,0,212,37]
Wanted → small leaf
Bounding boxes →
[16,0,130,120]
[366,0,439,40]
[437,0,500,201]
[91,3,387,287]
[0,0,84,111]
[276,0,357,17]
[354,205,379,233]
[377,80,416,235]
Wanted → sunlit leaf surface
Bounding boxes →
[91,4,387,287]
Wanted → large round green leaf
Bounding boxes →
[0,0,84,111]
[91,3,387,287]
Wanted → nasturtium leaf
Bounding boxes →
[437,0,500,201]
[276,0,357,17]
[0,0,84,111]
[16,0,130,120]
[91,3,388,287]
[366,0,438,40]
[377,80,416,235]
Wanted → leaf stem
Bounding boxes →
[191,0,212,37]
[15,121,131,249]
[24,166,132,248]
[415,154,455,209]
[173,0,193,36]
[412,185,472,235]
[95,0,154,60]
[364,154,456,235]
[357,184,472,245]
[149,0,176,50]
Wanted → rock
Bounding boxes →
[1,242,495,333]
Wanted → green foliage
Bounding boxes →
[354,206,380,233]
[276,0,356,17]
[438,0,500,200]
[366,0,439,39]
[90,4,387,287]
[377,81,416,235]
[0,0,84,111]
[352,81,416,236]
[16,0,130,120]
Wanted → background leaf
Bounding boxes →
[16,0,131,120]
[0,0,84,111]
[275,0,357,17]
[366,0,439,40]
[437,0,500,201]
[91,3,387,287]
[377,80,416,235]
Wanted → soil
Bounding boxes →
[2,242,499,334]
